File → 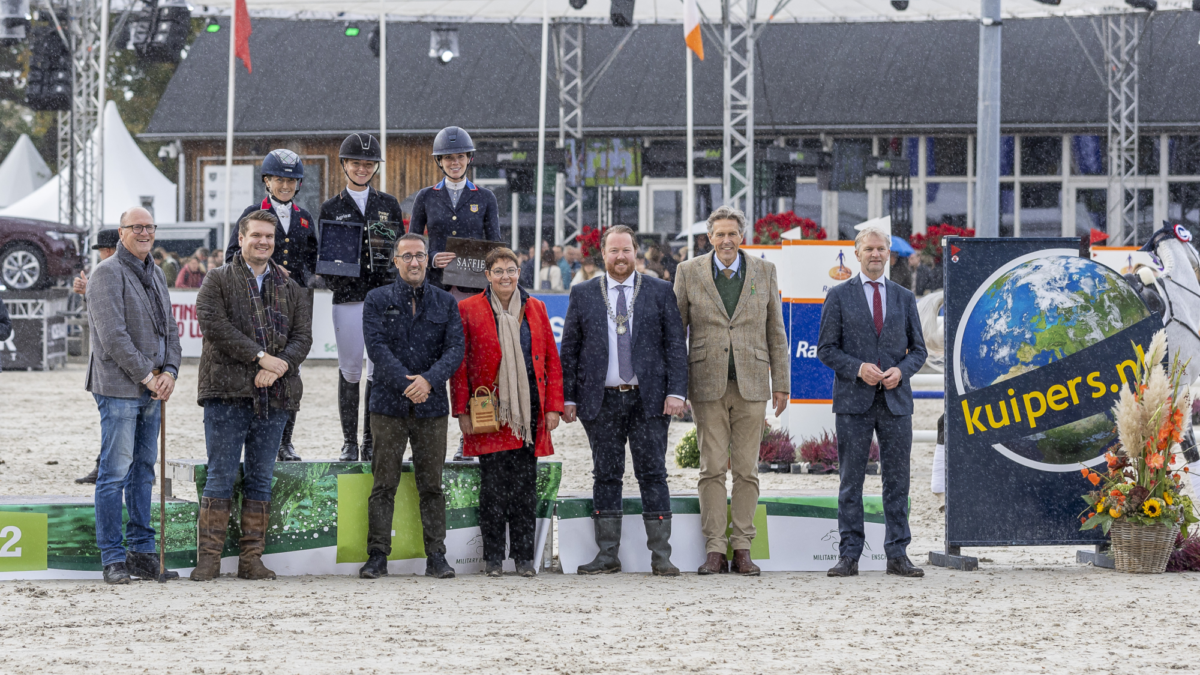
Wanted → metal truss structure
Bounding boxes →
[555,21,583,244]
[722,0,755,240]
[1103,13,1141,246]
[48,0,106,234]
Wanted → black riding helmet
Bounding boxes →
[432,126,475,178]
[340,133,384,188]
[261,149,304,200]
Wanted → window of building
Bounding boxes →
[1000,184,1015,237]
[1075,188,1107,238]
[1071,136,1106,175]
[1000,136,1015,176]
[1020,136,1062,176]
[1169,136,1200,176]
[1019,182,1062,236]
[926,182,969,228]
[926,137,968,177]
[1168,183,1200,238]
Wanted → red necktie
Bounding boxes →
[867,281,883,335]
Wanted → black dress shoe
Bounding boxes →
[359,551,388,579]
[425,552,455,579]
[103,562,131,585]
[515,560,537,578]
[126,551,178,580]
[484,560,503,577]
[886,555,925,578]
[75,463,99,485]
[827,556,859,577]
[338,442,359,462]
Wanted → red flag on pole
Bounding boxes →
[235,0,252,73]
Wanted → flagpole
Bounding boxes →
[378,0,387,192]
[222,7,237,250]
[533,0,549,281]
[686,47,695,260]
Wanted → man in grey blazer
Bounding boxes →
[675,206,789,575]
[817,226,926,578]
[85,207,182,584]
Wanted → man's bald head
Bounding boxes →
[120,207,154,227]
[118,207,157,261]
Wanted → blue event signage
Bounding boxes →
[788,301,835,401]
[531,292,569,345]
[943,239,1156,547]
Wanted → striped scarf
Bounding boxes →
[233,254,291,418]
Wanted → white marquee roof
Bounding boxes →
[194,0,1187,24]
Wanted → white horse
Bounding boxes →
[1136,223,1200,500]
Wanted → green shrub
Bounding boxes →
[674,428,700,469]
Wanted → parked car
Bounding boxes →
[0,216,88,290]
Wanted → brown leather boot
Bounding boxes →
[237,499,276,580]
[697,552,728,575]
[731,549,761,576]
[190,497,231,581]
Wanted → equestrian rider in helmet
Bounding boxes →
[409,126,501,299]
[225,149,320,462]
[319,133,404,462]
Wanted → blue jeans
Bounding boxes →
[202,400,288,502]
[93,391,161,566]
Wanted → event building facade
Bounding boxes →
[143,12,1200,244]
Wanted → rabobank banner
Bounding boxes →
[943,238,1157,547]
[750,241,861,441]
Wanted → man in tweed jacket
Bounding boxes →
[674,206,790,576]
[85,207,181,584]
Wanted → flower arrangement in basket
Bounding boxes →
[752,211,826,245]
[908,224,974,263]
[1079,330,1199,573]
[577,225,603,259]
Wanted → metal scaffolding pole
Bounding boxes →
[1104,13,1141,246]
[555,21,582,245]
[974,0,1001,238]
[54,0,103,233]
[722,0,755,241]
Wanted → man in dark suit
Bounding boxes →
[817,226,927,578]
[561,225,688,576]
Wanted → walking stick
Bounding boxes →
[158,399,169,583]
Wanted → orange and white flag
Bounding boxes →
[684,0,704,60]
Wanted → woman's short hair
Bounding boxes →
[485,247,520,269]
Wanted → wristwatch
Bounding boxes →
[255,350,265,363]
[165,371,177,380]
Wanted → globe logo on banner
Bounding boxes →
[953,252,1150,472]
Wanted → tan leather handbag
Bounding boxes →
[468,386,501,434]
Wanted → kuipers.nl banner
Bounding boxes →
[943,239,1157,547]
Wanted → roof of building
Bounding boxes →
[143,11,1200,139]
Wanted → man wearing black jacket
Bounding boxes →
[0,297,10,358]
[358,233,464,580]
[559,225,689,576]
[320,133,405,462]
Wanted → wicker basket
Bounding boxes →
[1109,520,1179,574]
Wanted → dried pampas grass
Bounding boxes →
[1115,386,1145,459]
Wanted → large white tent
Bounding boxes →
[0,101,177,227]
[0,134,53,209]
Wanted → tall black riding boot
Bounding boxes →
[360,380,374,462]
[277,410,301,462]
[338,373,360,462]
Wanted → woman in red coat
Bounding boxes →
[452,247,564,578]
